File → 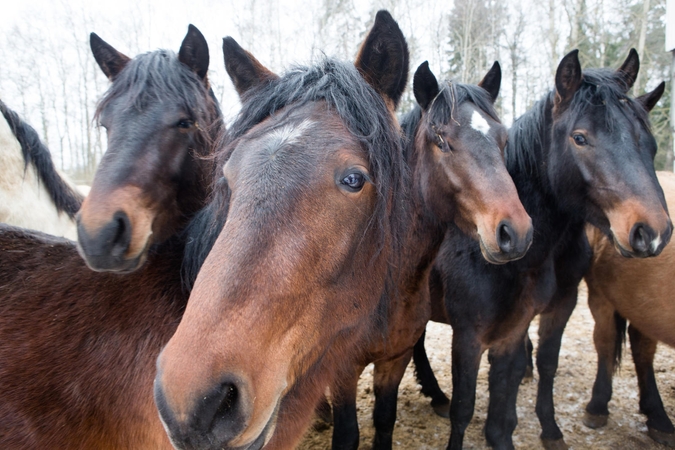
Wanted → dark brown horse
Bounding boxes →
[584,170,675,448]
[77,25,220,273]
[330,61,533,450]
[0,25,224,449]
[413,49,671,450]
[154,11,416,450]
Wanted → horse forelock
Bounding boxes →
[94,50,222,157]
[565,69,650,134]
[400,80,500,162]
[0,99,83,219]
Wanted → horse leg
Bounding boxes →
[584,290,623,429]
[523,332,534,382]
[372,351,413,450]
[331,367,362,450]
[447,331,483,450]
[484,337,528,450]
[313,393,333,431]
[413,328,450,418]
[535,287,577,450]
[628,325,675,447]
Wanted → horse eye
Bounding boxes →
[341,172,366,191]
[435,135,453,153]
[572,133,588,146]
[177,119,194,129]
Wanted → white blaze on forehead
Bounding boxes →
[470,110,490,135]
[267,119,315,149]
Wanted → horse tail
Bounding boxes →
[0,99,83,219]
[613,311,627,372]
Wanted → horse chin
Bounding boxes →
[478,239,510,265]
[76,239,150,273]
[610,236,641,259]
[227,394,281,450]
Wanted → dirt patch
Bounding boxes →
[299,282,675,449]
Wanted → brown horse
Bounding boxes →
[330,61,533,449]
[584,170,675,448]
[154,11,415,450]
[0,25,224,449]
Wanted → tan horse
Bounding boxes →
[584,170,675,447]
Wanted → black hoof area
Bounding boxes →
[431,400,450,419]
[648,427,675,447]
[541,438,568,450]
[583,411,608,429]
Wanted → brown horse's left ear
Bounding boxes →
[617,48,640,93]
[478,61,501,103]
[222,37,278,98]
[178,25,209,80]
[637,81,665,112]
[355,10,409,110]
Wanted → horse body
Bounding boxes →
[331,62,533,450]
[0,100,83,240]
[413,49,671,449]
[584,170,675,447]
[0,25,223,449]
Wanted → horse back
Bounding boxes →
[0,225,180,449]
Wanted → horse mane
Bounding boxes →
[181,58,411,300]
[0,99,83,219]
[400,80,500,158]
[505,68,652,176]
[94,49,222,158]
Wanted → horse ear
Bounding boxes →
[617,48,640,93]
[413,62,439,111]
[637,81,665,112]
[178,24,209,80]
[555,49,583,107]
[478,61,501,103]
[222,37,278,98]
[90,33,131,80]
[355,10,409,110]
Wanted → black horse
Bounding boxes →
[413,49,671,450]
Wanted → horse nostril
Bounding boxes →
[629,223,651,254]
[214,383,239,422]
[109,211,132,257]
[497,222,514,254]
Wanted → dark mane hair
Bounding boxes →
[505,68,651,177]
[0,99,83,218]
[400,80,500,157]
[181,57,411,294]
[94,50,222,158]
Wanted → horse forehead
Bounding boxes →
[469,109,491,135]
[103,94,186,126]
[260,119,317,155]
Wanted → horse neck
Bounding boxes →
[508,94,581,252]
[398,115,448,295]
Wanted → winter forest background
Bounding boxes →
[0,0,671,184]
